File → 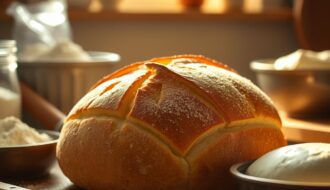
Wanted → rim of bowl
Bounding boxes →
[0,129,59,149]
[250,59,330,73]
[230,161,330,188]
[18,51,121,66]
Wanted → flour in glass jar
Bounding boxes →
[0,86,20,119]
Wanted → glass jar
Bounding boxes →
[0,40,21,119]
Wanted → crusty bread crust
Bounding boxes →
[57,117,189,190]
[57,55,286,190]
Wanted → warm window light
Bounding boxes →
[117,0,226,13]
[220,0,263,13]
[88,0,103,12]
[201,0,226,13]
[117,0,184,13]
[115,0,263,13]
[203,0,262,13]
[244,0,263,13]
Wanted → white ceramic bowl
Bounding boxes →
[250,59,330,118]
[0,130,60,179]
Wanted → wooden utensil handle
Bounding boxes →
[20,82,65,130]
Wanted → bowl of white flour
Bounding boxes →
[0,117,59,179]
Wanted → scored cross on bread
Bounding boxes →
[57,55,286,190]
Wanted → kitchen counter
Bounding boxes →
[1,163,77,190]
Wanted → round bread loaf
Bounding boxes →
[247,143,330,183]
[56,55,286,190]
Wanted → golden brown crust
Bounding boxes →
[57,118,189,190]
[187,126,286,190]
[165,60,280,124]
[67,69,151,120]
[57,55,286,190]
[149,55,236,73]
[129,63,224,153]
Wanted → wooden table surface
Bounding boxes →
[1,163,79,190]
[281,114,330,143]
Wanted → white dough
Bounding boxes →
[274,49,330,70]
[20,41,91,62]
[247,143,330,183]
[36,40,91,62]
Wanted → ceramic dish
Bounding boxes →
[0,130,60,179]
[250,59,330,118]
[230,161,330,190]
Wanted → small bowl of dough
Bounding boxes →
[250,50,330,118]
[0,117,60,179]
[230,143,330,190]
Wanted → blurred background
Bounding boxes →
[0,0,297,82]
[1,0,330,119]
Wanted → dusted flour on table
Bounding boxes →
[0,117,52,146]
